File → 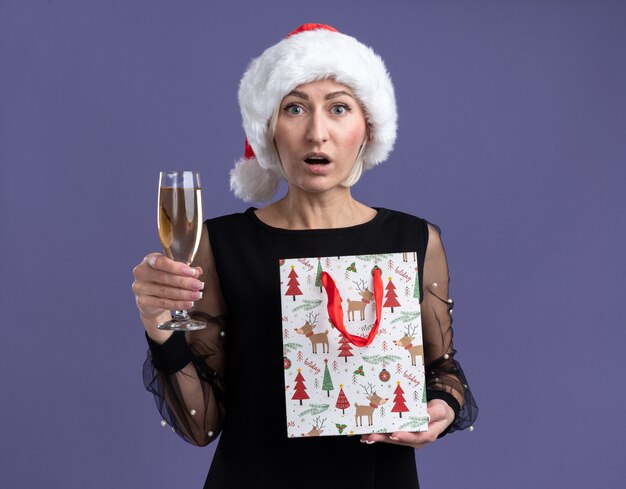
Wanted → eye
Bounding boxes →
[284,104,304,115]
[331,104,349,116]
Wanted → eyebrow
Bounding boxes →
[285,90,356,101]
[325,91,355,100]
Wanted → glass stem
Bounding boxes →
[173,310,190,320]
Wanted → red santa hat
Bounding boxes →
[230,23,397,202]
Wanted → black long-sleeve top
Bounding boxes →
[144,207,478,488]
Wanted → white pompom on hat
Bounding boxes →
[230,23,397,203]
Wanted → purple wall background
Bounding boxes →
[1,1,624,487]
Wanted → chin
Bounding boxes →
[293,182,348,196]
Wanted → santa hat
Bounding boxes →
[230,23,397,203]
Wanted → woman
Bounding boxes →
[132,23,477,488]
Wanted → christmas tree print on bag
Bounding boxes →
[280,253,428,438]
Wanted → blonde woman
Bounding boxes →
[132,23,478,489]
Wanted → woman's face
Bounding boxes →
[274,78,368,196]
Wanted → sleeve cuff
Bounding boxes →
[145,331,194,375]
[426,389,460,438]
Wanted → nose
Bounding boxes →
[306,110,329,144]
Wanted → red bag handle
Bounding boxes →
[321,266,383,347]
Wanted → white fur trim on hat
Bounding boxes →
[229,156,281,203]
[232,26,397,203]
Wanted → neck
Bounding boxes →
[257,188,376,230]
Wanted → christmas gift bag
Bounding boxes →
[280,253,429,438]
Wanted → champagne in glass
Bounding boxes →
[157,170,206,331]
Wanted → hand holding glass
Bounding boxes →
[157,170,206,331]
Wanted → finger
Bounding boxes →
[359,434,378,445]
[135,264,204,291]
[151,270,205,291]
[142,252,162,267]
[360,432,426,448]
[137,282,203,302]
[136,294,195,313]
[145,253,200,278]
[390,430,438,446]
[360,433,390,444]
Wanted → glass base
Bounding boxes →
[157,317,206,331]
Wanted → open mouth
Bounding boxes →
[304,155,331,165]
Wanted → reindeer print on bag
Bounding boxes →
[354,383,388,427]
[280,252,429,437]
[347,278,375,321]
[394,324,424,366]
[302,416,326,437]
[402,251,417,262]
[294,312,329,354]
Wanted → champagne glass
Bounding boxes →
[157,170,206,331]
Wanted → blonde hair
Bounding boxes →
[267,105,287,180]
[340,139,367,188]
